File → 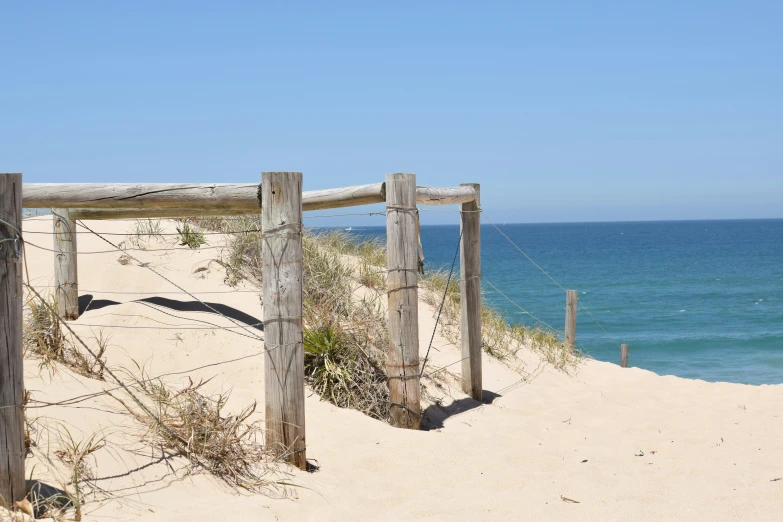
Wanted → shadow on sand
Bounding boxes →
[421,390,502,431]
[77,294,264,331]
[26,480,73,518]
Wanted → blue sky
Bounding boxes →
[2,1,781,225]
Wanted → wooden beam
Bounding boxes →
[303,182,386,210]
[565,290,578,353]
[53,209,79,320]
[385,173,421,430]
[620,344,629,368]
[25,183,260,210]
[460,183,482,401]
[262,172,307,470]
[24,182,386,211]
[24,182,477,216]
[0,173,26,505]
[416,185,478,205]
[67,208,263,221]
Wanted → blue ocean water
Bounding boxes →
[348,220,783,385]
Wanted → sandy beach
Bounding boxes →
[18,216,783,521]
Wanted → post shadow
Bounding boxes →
[77,294,263,331]
[421,390,501,431]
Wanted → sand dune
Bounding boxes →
[18,216,783,521]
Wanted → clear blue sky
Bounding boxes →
[2,1,781,225]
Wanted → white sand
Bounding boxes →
[19,217,783,521]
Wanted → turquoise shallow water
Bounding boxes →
[347,219,783,385]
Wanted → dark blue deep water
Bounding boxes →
[347,220,783,385]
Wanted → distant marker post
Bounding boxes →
[620,344,629,368]
[565,289,578,353]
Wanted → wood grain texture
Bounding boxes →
[303,182,386,210]
[261,172,306,470]
[416,185,478,206]
[460,184,482,401]
[620,344,629,368]
[68,208,263,220]
[25,182,478,214]
[385,173,421,429]
[24,182,386,211]
[565,290,578,353]
[53,209,79,320]
[0,173,26,504]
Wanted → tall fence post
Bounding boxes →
[261,172,306,470]
[620,344,629,368]
[565,289,578,352]
[0,173,27,505]
[53,209,79,320]
[385,173,421,429]
[460,183,482,401]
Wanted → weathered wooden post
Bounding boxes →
[620,344,629,368]
[0,173,26,505]
[261,172,306,470]
[53,209,79,320]
[386,173,421,429]
[460,183,482,401]
[565,289,578,352]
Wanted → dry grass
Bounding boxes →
[303,323,389,421]
[192,216,263,286]
[109,363,279,492]
[199,217,579,421]
[194,220,393,422]
[421,268,581,372]
[299,231,391,421]
[124,219,164,249]
[23,292,108,380]
[23,423,105,521]
[52,428,105,521]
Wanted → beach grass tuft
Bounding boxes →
[23,292,108,380]
[109,362,282,492]
[175,222,206,249]
[420,267,581,372]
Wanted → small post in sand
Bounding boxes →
[53,208,79,320]
[565,289,578,352]
[261,172,307,469]
[460,183,482,401]
[0,173,26,504]
[620,344,629,368]
[385,173,422,429]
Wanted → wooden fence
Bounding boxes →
[1,171,481,487]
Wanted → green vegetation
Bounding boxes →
[176,222,206,249]
[52,427,105,521]
[192,216,262,285]
[197,217,581,420]
[420,268,581,372]
[195,219,392,420]
[126,218,164,249]
[23,292,108,379]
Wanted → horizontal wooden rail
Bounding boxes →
[23,182,477,218]
[66,208,263,220]
[24,182,386,211]
[416,185,479,205]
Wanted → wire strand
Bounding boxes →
[74,220,266,342]
[420,228,462,377]
[480,211,567,292]
[480,211,620,350]
[481,276,563,335]
[24,241,226,255]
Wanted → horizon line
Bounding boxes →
[316,216,783,227]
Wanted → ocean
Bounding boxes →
[347,219,783,385]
